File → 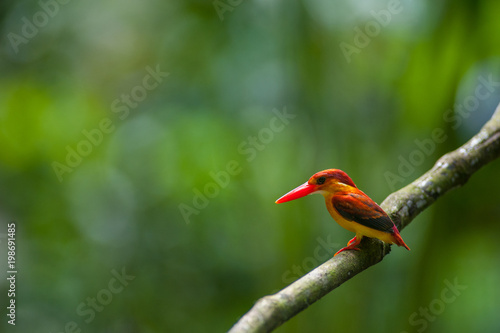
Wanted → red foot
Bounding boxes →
[334,236,362,256]
[347,237,357,246]
[334,246,360,256]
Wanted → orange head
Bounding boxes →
[275,169,357,204]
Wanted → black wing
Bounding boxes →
[332,191,394,233]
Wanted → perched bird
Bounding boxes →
[276,169,410,256]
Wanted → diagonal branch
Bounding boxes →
[228,102,500,333]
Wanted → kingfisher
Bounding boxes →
[276,169,410,256]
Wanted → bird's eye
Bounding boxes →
[317,176,326,185]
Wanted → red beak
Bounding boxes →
[275,182,318,204]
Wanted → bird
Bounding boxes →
[275,169,410,256]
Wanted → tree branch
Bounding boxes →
[228,102,500,333]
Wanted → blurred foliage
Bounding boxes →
[0,0,500,332]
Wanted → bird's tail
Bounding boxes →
[391,226,410,251]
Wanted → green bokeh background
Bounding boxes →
[1,0,500,332]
